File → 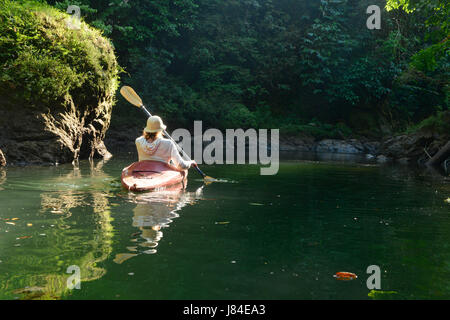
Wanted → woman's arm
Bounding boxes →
[169,140,194,171]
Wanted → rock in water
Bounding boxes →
[0,2,119,165]
[316,139,363,154]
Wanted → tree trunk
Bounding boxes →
[426,140,450,167]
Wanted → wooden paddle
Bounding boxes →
[119,86,215,182]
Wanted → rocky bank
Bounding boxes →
[0,2,119,166]
[280,131,449,166]
[0,97,114,166]
[104,124,449,168]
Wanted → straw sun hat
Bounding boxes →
[144,116,167,133]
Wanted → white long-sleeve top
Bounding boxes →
[135,136,192,170]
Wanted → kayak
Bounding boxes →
[121,160,185,192]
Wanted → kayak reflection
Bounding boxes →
[113,184,203,264]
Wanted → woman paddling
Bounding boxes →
[135,116,197,172]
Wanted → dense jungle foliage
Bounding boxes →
[8,0,450,138]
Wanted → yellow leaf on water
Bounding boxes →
[113,253,137,264]
[5,222,15,225]
[27,223,33,227]
[368,290,398,299]
[11,218,19,221]
[445,198,450,204]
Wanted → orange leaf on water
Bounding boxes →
[17,236,32,240]
[333,272,357,280]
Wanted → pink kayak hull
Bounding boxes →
[121,161,184,192]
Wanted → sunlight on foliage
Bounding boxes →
[0,0,120,108]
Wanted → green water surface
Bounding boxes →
[0,155,449,299]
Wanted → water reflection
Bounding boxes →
[0,168,5,191]
[0,160,114,299]
[114,184,203,264]
[280,151,372,163]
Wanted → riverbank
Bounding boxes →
[1,124,447,169]
[103,125,449,169]
[279,132,450,166]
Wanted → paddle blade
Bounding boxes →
[120,86,143,107]
[204,176,217,184]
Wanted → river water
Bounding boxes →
[0,154,449,299]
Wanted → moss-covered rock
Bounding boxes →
[0,0,119,165]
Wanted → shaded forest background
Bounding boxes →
[41,0,449,139]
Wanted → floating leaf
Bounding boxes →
[16,236,32,240]
[27,223,33,227]
[5,222,15,225]
[215,221,230,225]
[445,198,450,204]
[11,218,19,221]
[333,272,357,280]
[368,290,398,299]
[113,253,137,264]
[249,203,264,206]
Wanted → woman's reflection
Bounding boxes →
[114,184,203,264]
